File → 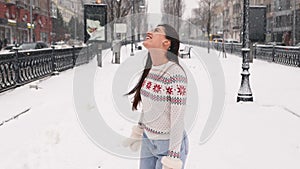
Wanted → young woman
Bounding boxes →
[123,24,188,169]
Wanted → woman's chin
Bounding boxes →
[142,41,149,49]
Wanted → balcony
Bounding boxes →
[232,21,241,30]
[5,0,16,5]
[273,10,292,17]
[16,0,26,9]
[233,12,241,18]
[33,7,40,14]
[50,3,58,19]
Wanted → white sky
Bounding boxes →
[147,0,199,19]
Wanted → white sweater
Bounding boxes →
[140,61,187,158]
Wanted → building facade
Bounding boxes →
[0,0,53,44]
[52,0,83,23]
[220,0,300,45]
[272,0,300,45]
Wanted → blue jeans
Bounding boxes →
[139,132,189,169]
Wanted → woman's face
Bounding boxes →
[142,26,170,50]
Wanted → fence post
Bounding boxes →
[86,44,90,65]
[97,43,102,67]
[272,45,275,62]
[253,43,256,59]
[298,48,300,67]
[14,49,20,85]
[72,46,76,68]
[51,46,56,72]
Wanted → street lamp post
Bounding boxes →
[74,5,77,41]
[293,0,296,45]
[237,0,253,102]
[30,0,33,42]
[137,5,141,42]
[137,3,145,42]
[130,0,135,56]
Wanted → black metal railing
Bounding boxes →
[183,40,300,67]
[0,43,110,93]
[254,44,275,62]
[254,45,300,67]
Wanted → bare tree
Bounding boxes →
[103,0,133,22]
[161,0,185,31]
[192,0,219,53]
[102,0,145,41]
[103,0,131,41]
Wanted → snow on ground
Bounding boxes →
[0,44,299,169]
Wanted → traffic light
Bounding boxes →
[84,4,107,43]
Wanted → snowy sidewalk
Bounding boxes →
[0,44,299,169]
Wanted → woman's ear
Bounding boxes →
[162,40,171,48]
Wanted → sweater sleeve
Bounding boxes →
[166,67,187,158]
[138,111,145,128]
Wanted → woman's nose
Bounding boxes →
[145,32,152,38]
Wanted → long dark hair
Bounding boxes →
[126,24,180,110]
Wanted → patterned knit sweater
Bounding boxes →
[140,61,187,158]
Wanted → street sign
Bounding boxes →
[84,4,107,43]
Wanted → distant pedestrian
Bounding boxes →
[3,38,8,47]
[123,24,189,169]
[0,39,3,50]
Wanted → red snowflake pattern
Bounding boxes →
[177,85,186,96]
[153,84,162,93]
[142,80,146,87]
[166,86,173,95]
[146,82,152,89]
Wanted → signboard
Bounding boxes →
[84,4,107,43]
[249,6,267,42]
[114,23,127,33]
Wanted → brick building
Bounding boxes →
[221,0,300,45]
[0,0,53,45]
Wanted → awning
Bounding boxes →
[8,19,17,26]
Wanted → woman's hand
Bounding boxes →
[122,125,144,152]
[161,156,183,169]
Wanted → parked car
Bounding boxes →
[12,41,49,51]
[295,43,300,47]
[51,41,71,49]
[266,42,286,46]
[225,39,239,43]
[212,38,223,43]
[0,44,16,54]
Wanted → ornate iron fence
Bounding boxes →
[254,44,274,62]
[183,40,300,67]
[0,43,110,93]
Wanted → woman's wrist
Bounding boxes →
[167,150,180,159]
[161,156,183,169]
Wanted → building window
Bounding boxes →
[40,32,48,42]
[267,4,271,13]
